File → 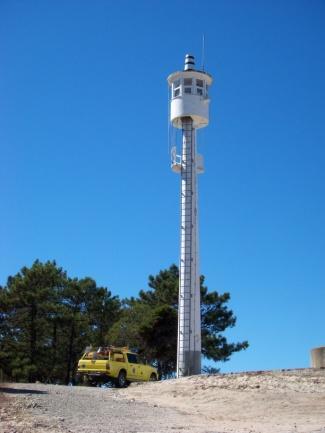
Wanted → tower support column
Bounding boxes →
[177,117,201,377]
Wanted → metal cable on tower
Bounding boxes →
[167,54,213,377]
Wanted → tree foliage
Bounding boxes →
[0,261,248,382]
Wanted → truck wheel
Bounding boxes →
[75,373,81,385]
[149,373,157,381]
[76,374,88,386]
[116,370,127,388]
[88,378,98,387]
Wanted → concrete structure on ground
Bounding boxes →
[311,346,325,368]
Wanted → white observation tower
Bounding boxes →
[168,54,212,377]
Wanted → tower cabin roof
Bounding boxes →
[167,69,213,86]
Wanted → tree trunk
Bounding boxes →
[49,320,57,382]
[29,303,37,382]
[65,321,75,384]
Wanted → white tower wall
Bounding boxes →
[177,117,201,375]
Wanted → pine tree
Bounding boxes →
[0,261,121,383]
[0,260,66,382]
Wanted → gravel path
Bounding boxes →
[0,383,215,433]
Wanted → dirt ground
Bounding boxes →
[1,369,325,433]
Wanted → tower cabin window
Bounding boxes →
[184,78,192,86]
[196,79,204,96]
[173,79,181,97]
[174,88,180,97]
[184,87,191,94]
[174,79,181,88]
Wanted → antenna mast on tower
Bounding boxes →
[167,54,213,377]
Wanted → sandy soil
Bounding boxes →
[122,369,325,433]
[1,369,325,433]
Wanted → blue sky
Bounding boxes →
[1,0,324,373]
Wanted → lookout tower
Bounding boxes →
[168,54,212,377]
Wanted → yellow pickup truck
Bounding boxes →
[76,346,158,387]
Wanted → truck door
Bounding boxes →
[126,353,140,380]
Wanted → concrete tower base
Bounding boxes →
[183,351,201,376]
